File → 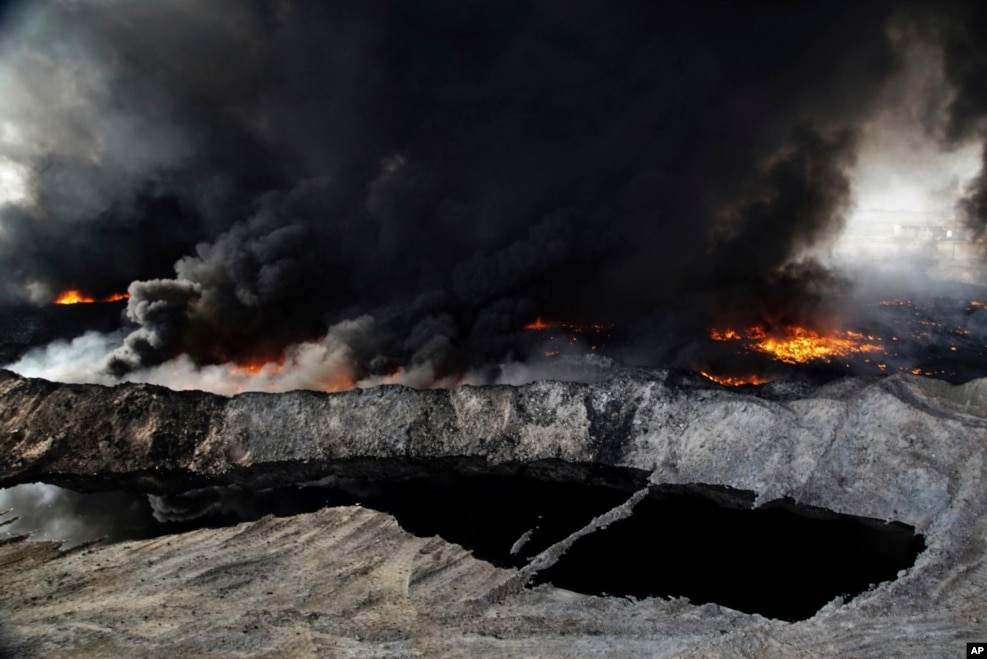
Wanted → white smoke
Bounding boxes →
[4,314,617,395]
[834,19,985,285]
[5,331,121,385]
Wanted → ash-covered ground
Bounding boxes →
[1,366,985,655]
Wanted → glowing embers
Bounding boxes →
[758,328,884,364]
[711,325,884,365]
[700,372,773,387]
[53,290,129,305]
[522,316,613,356]
[862,295,987,381]
[225,351,355,394]
[228,355,285,378]
[523,316,553,331]
[523,317,611,334]
[704,295,987,383]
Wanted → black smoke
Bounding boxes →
[3,0,983,380]
[706,126,857,328]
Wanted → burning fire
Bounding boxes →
[380,367,406,384]
[522,316,612,357]
[524,316,553,330]
[53,290,129,305]
[711,325,884,364]
[701,323,887,386]
[523,317,611,334]
[226,353,356,394]
[229,356,284,378]
[700,372,772,387]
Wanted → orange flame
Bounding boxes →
[228,356,285,378]
[524,317,612,333]
[321,374,356,393]
[524,316,553,330]
[54,289,129,305]
[380,367,406,384]
[756,328,883,364]
[710,325,883,365]
[226,354,358,394]
[701,371,772,386]
[710,328,740,341]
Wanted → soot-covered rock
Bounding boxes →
[1,368,986,656]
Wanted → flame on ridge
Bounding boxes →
[53,290,129,305]
[524,316,553,330]
[226,354,354,393]
[228,356,284,378]
[523,317,611,333]
[700,372,772,387]
[522,316,612,357]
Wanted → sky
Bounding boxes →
[0,0,986,391]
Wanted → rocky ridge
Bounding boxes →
[0,368,986,656]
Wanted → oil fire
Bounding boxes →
[228,356,284,378]
[523,317,553,330]
[711,325,884,365]
[522,316,612,357]
[701,323,887,387]
[226,353,356,394]
[523,317,611,334]
[700,372,772,387]
[53,290,129,305]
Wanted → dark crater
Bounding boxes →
[529,487,925,622]
[1,466,924,622]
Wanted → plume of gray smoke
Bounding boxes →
[105,279,201,375]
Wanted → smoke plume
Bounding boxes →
[0,0,985,390]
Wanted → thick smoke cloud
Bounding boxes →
[0,0,287,299]
[105,279,201,374]
[2,0,985,384]
[707,126,857,326]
